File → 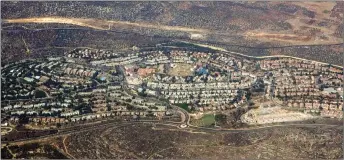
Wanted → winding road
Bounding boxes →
[2,31,343,146]
[3,117,341,146]
[3,72,341,145]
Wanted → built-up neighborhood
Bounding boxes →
[1,43,343,128]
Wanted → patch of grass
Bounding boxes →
[191,114,216,127]
[201,114,216,126]
[323,10,330,14]
[175,103,190,112]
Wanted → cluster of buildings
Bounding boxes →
[260,58,343,118]
[1,55,170,127]
[66,48,115,60]
[1,60,61,100]
[1,44,343,128]
[125,50,256,110]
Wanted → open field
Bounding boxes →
[243,1,343,45]
[1,120,342,159]
[2,2,343,46]
[190,114,216,127]
[168,63,194,77]
[54,123,343,159]
[241,107,316,125]
[244,32,311,44]
[2,2,343,66]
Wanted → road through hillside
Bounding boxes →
[4,17,207,33]
[6,16,343,45]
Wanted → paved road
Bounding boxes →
[187,123,342,133]
[117,65,191,124]
[119,68,190,125]
[3,42,343,145]
[3,67,341,142]
[179,40,343,68]
[3,118,342,145]
[1,127,13,135]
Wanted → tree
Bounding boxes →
[319,85,325,91]
[73,85,78,91]
[78,83,83,89]
[35,90,47,98]
[126,105,134,110]
[77,98,83,104]
[190,94,194,99]
[323,10,330,14]
[215,114,227,125]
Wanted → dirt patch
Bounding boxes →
[245,31,311,42]
[168,63,194,77]
[241,107,315,125]
[243,2,342,45]
[177,2,193,10]
[5,17,108,30]
[4,17,208,33]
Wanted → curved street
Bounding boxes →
[3,115,342,145]
[2,40,343,146]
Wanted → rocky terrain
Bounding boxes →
[60,123,343,159]
[1,2,343,159]
[2,2,343,65]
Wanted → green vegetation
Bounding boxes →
[201,114,216,126]
[191,114,216,127]
[215,114,227,124]
[35,90,47,98]
[175,103,191,112]
[138,92,147,97]
[323,10,330,14]
[138,63,147,68]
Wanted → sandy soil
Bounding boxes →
[241,107,316,125]
[244,2,343,45]
[244,31,311,42]
[4,17,207,33]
